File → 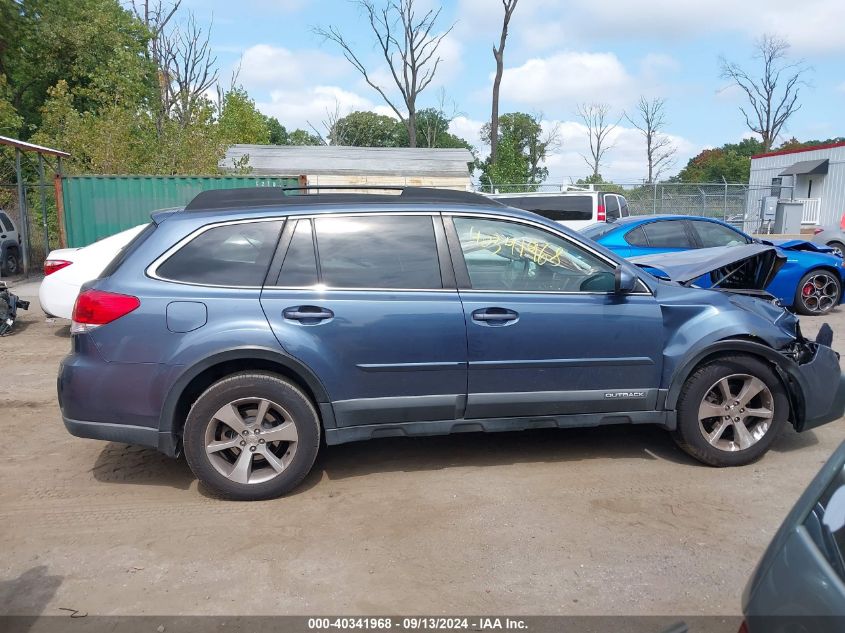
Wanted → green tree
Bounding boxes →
[2,0,154,134]
[478,112,552,191]
[218,87,270,145]
[330,111,403,147]
[265,116,287,145]
[403,107,473,150]
[286,128,322,146]
[676,138,764,183]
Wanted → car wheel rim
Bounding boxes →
[698,373,774,452]
[204,397,298,485]
[831,245,844,258]
[801,273,839,313]
[6,256,17,273]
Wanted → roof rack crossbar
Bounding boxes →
[183,185,502,211]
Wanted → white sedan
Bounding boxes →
[39,224,148,319]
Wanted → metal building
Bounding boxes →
[748,140,845,229]
[221,145,474,191]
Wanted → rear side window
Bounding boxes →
[156,220,283,286]
[624,226,648,247]
[314,215,441,289]
[278,220,318,286]
[503,196,593,222]
[641,220,693,248]
[620,198,630,218]
[0,213,13,232]
[604,195,620,221]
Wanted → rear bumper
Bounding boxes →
[63,417,181,456]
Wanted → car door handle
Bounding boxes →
[471,308,519,323]
[283,306,334,321]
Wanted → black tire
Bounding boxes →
[1,249,19,276]
[794,269,841,315]
[827,241,845,259]
[672,355,788,467]
[183,372,320,500]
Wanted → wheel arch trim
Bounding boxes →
[158,346,332,446]
[665,339,799,414]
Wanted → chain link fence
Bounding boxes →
[475,182,790,233]
[0,181,59,278]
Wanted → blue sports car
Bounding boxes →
[582,214,845,315]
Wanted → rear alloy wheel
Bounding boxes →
[795,269,841,315]
[183,372,320,500]
[673,356,787,466]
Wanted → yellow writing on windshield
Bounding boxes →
[468,226,566,267]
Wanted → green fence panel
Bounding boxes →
[61,175,302,247]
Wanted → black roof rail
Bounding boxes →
[183,185,503,211]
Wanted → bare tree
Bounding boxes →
[129,0,182,133]
[314,0,454,147]
[625,96,676,183]
[720,34,810,152]
[129,0,182,66]
[577,102,619,180]
[306,100,343,146]
[490,0,518,165]
[160,12,219,127]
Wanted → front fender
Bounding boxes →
[665,339,797,411]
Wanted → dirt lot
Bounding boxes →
[1,282,844,618]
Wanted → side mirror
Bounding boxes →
[614,266,638,294]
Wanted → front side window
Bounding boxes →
[156,220,283,286]
[453,217,616,292]
[314,215,442,289]
[641,220,693,248]
[690,220,749,248]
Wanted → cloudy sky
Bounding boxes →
[184,0,844,183]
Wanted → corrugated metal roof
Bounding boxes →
[220,145,474,177]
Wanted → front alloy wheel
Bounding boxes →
[697,374,774,452]
[672,356,787,467]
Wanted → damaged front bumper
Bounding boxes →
[785,327,845,432]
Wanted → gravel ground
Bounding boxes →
[1,282,844,618]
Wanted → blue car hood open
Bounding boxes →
[630,244,786,289]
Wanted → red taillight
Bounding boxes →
[71,289,140,330]
[44,259,73,276]
[597,204,606,222]
[814,228,824,235]
[737,620,748,633]
[839,213,845,230]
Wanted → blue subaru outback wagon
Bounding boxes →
[59,187,845,500]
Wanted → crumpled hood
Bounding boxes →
[630,244,785,289]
